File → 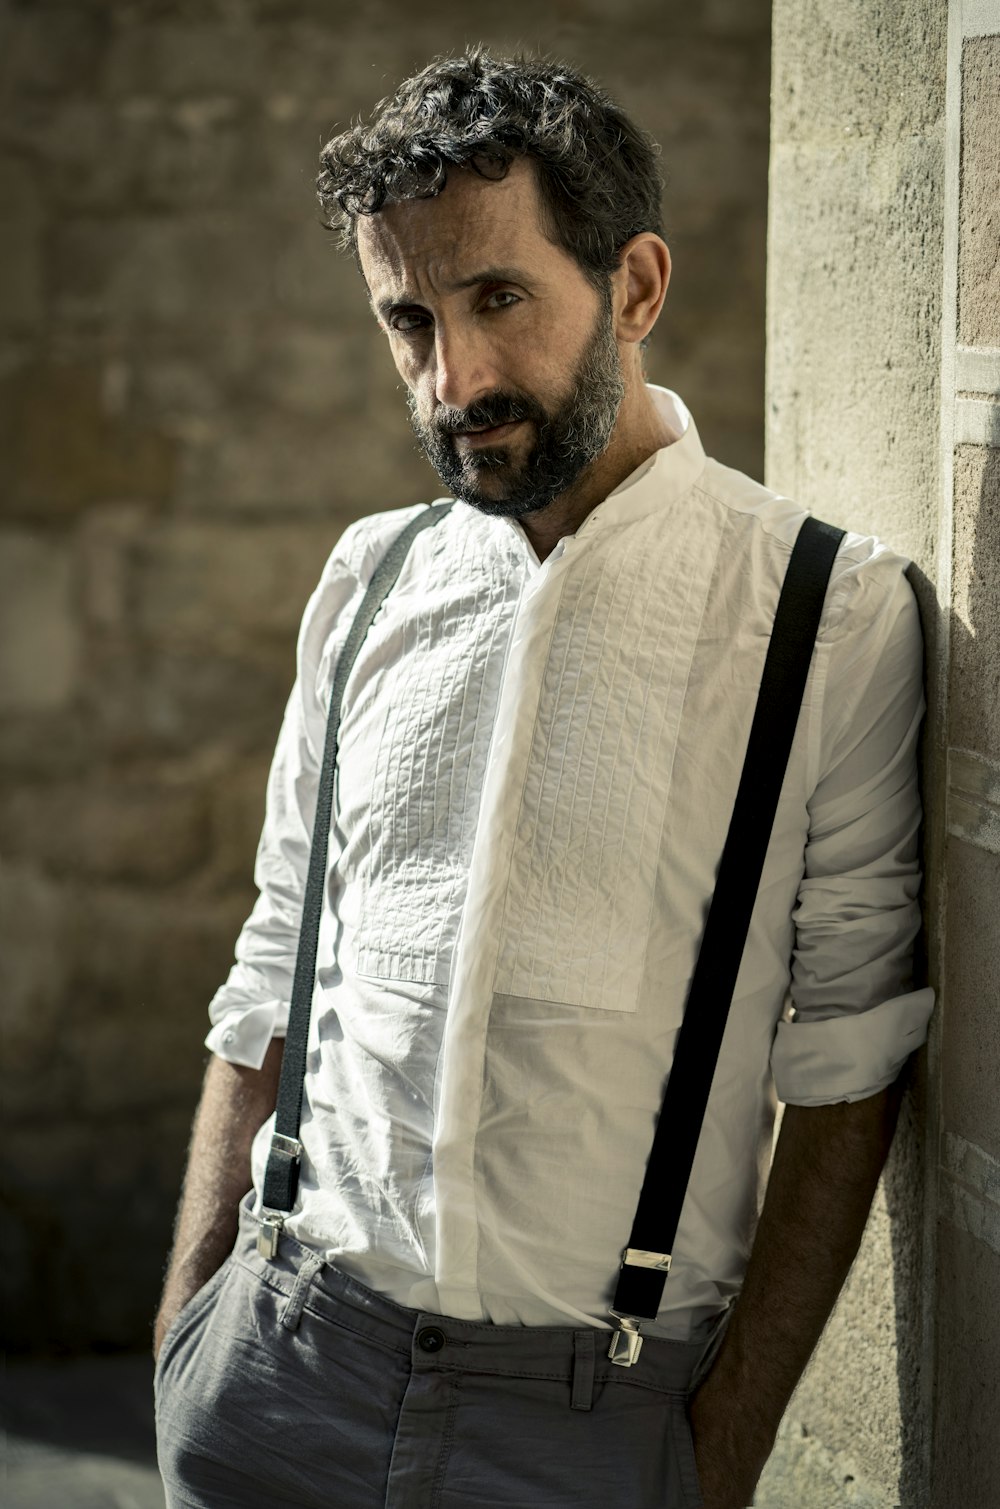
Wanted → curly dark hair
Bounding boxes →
[316,46,665,291]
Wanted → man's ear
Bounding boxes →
[614,234,671,348]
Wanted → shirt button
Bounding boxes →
[223,1030,236,1046]
[416,1326,446,1353]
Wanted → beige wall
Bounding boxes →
[0,3,772,1350]
[765,2,1000,1505]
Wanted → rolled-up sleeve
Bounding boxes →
[204,512,397,1068]
[771,549,935,1105]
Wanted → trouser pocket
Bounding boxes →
[154,1256,232,1396]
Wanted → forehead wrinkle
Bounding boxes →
[359,161,548,315]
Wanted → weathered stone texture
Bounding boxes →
[932,1218,1000,1508]
[958,36,1000,349]
[767,100,945,561]
[0,530,80,710]
[0,155,44,328]
[2,0,772,1352]
[768,1091,928,1507]
[0,771,210,884]
[769,1,950,1504]
[0,363,176,519]
[949,445,1000,761]
[941,838,1000,1164]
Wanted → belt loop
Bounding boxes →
[571,1330,596,1412]
[279,1252,324,1332]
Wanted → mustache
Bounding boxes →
[431,391,545,438]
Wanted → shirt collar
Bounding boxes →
[583,385,706,534]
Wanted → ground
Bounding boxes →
[2,1355,163,1509]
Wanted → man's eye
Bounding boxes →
[483,290,520,311]
[390,312,430,334]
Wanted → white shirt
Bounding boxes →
[207,387,934,1343]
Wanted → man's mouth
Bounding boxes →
[455,419,523,446]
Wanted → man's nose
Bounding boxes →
[433,322,497,411]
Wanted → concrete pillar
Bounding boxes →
[765,2,1000,1505]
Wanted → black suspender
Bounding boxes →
[608,514,845,1363]
[258,500,455,1257]
[256,503,845,1372]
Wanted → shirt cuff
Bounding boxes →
[204,998,288,1069]
[771,987,935,1105]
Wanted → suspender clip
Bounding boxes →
[270,1133,303,1161]
[257,1209,285,1260]
[621,1247,672,1273]
[608,1314,644,1368]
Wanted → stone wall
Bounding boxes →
[0,0,772,1350]
[764,2,1000,1505]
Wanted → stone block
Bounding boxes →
[242,323,375,415]
[140,99,244,210]
[132,356,225,421]
[932,1216,1000,1507]
[77,502,152,630]
[0,364,175,518]
[0,770,210,885]
[6,93,244,212]
[702,0,772,38]
[766,134,943,564]
[0,867,74,1091]
[105,19,267,98]
[82,630,294,758]
[941,837,1000,1162]
[4,97,128,210]
[204,752,272,892]
[0,530,79,711]
[0,877,250,1123]
[131,518,341,647]
[273,217,376,322]
[4,3,108,96]
[772,0,947,145]
[958,36,1000,349]
[949,445,1000,759]
[49,215,283,328]
[238,112,336,215]
[0,156,43,328]
[174,405,422,513]
[263,19,416,108]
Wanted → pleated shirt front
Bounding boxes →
[207,387,933,1342]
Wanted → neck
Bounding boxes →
[518,380,678,562]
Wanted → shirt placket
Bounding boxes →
[431,532,579,1318]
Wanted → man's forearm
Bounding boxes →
[690,1080,904,1508]
[154,1037,284,1357]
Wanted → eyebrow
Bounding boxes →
[376,266,531,321]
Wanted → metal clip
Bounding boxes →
[621,1247,672,1273]
[257,1210,284,1260]
[608,1314,644,1368]
[270,1133,303,1161]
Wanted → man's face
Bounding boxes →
[357,158,625,518]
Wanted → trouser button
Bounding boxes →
[417,1326,446,1353]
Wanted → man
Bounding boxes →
[154,48,933,1509]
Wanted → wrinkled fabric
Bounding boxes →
[207,387,933,1344]
[155,1196,706,1509]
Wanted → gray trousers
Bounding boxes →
[155,1195,705,1509]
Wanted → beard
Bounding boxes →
[406,288,626,519]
